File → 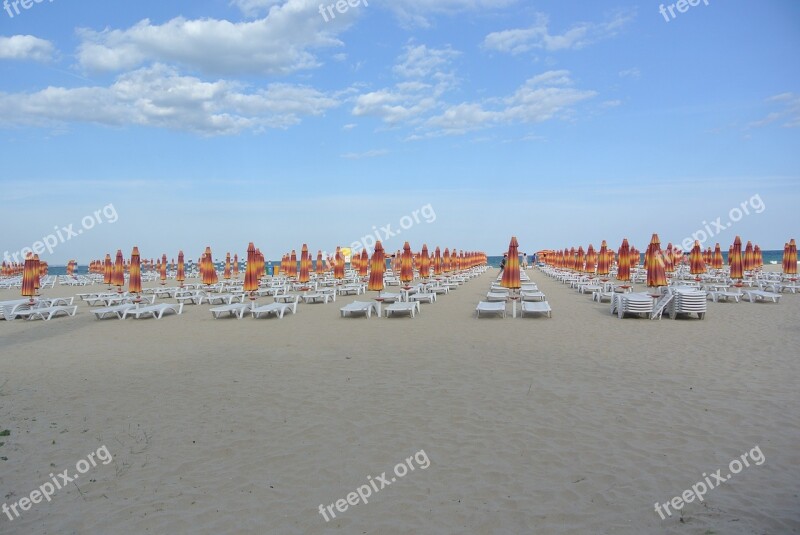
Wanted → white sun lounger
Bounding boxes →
[301,292,333,304]
[486,291,509,302]
[340,301,379,318]
[409,292,436,304]
[252,297,298,319]
[92,304,136,319]
[520,290,546,302]
[210,302,252,319]
[200,293,243,305]
[20,305,78,321]
[475,301,506,318]
[384,301,420,318]
[520,301,551,318]
[743,290,781,303]
[122,303,184,319]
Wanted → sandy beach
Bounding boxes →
[1,266,798,534]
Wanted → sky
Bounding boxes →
[0,0,798,263]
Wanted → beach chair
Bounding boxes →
[92,304,136,319]
[520,301,551,318]
[339,301,378,318]
[743,290,781,303]
[612,293,654,319]
[21,305,78,321]
[122,303,183,319]
[668,289,706,319]
[210,302,252,319]
[252,296,299,319]
[384,301,420,318]
[475,301,506,318]
[409,292,436,304]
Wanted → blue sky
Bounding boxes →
[1,0,798,263]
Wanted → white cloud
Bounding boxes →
[393,44,459,78]
[424,70,596,136]
[483,11,633,54]
[749,93,800,129]
[0,64,339,135]
[353,44,457,125]
[619,68,641,79]
[77,0,355,76]
[0,35,55,62]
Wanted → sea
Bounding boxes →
[41,251,790,275]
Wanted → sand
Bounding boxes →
[1,268,799,534]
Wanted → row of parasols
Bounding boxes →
[542,235,798,287]
[16,241,487,300]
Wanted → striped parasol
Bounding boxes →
[113,249,125,290]
[299,244,310,284]
[316,250,325,275]
[104,253,112,287]
[689,240,706,275]
[443,248,451,273]
[400,241,414,285]
[243,242,259,298]
[368,240,386,294]
[584,244,596,274]
[359,248,369,278]
[21,253,38,300]
[202,247,218,286]
[783,238,797,276]
[233,253,239,279]
[712,243,723,270]
[334,247,345,280]
[743,241,755,272]
[596,240,610,276]
[646,234,667,287]
[501,236,521,290]
[129,246,142,295]
[176,251,185,287]
[433,246,442,276]
[159,253,167,284]
[729,236,744,280]
[224,252,232,280]
[419,244,430,280]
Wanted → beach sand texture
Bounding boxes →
[1,268,799,534]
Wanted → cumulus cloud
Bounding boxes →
[483,11,633,54]
[0,35,55,62]
[0,64,339,135]
[77,0,356,76]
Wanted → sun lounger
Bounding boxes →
[301,292,333,304]
[122,303,184,319]
[486,291,509,302]
[709,290,743,303]
[175,290,205,305]
[339,301,379,318]
[200,293,243,305]
[475,301,506,318]
[252,297,299,319]
[743,290,781,303]
[92,304,136,319]
[520,290,546,302]
[18,305,78,321]
[376,292,401,303]
[409,292,436,304]
[384,301,420,318]
[0,299,39,321]
[520,301,551,318]
[210,302,252,319]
